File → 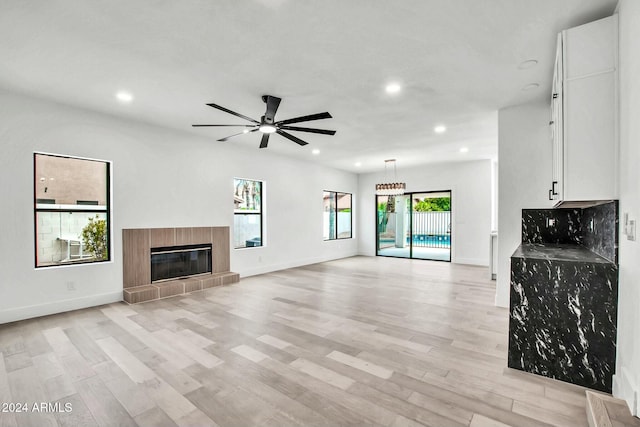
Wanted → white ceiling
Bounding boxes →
[0,0,617,173]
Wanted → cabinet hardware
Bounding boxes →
[549,189,554,200]
[552,181,558,195]
[553,93,558,99]
[549,121,554,125]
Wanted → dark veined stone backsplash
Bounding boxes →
[521,200,618,263]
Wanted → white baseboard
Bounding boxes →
[240,254,488,274]
[238,253,358,278]
[613,366,638,416]
[0,291,122,325]
[354,253,488,267]
[453,257,488,266]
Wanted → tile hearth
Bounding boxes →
[123,272,240,304]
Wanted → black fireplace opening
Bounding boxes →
[151,244,212,283]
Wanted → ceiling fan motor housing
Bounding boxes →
[192,95,335,148]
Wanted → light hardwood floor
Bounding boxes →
[0,256,590,427]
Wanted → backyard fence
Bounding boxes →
[411,211,451,248]
[378,211,451,248]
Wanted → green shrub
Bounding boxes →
[414,197,451,212]
[81,216,108,260]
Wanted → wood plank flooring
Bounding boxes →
[0,256,591,426]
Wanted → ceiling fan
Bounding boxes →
[192,95,336,148]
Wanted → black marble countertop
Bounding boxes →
[512,243,614,264]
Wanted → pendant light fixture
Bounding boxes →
[375,159,406,196]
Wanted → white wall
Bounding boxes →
[613,0,640,414]
[496,101,554,307]
[0,89,358,324]
[357,160,492,266]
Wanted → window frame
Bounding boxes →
[33,152,112,269]
[323,190,353,241]
[233,178,264,249]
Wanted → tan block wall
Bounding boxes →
[35,154,107,205]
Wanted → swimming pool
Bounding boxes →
[380,234,450,248]
[412,234,450,247]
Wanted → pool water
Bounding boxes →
[412,234,450,244]
[380,234,451,248]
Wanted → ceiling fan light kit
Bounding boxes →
[258,124,277,133]
[192,95,336,149]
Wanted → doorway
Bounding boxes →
[376,190,451,261]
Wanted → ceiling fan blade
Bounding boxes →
[217,128,258,142]
[264,95,281,122]
[276,112,332,125]
[259,133,270,149]
[192,124,256,127]
[206,103,259,124]
[279,125,336,135]
[277,130,309,146]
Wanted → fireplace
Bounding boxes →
[123,226,238,304]
[151,244,212,283]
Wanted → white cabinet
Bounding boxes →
[550,34,563,201]
[549,15,618,204]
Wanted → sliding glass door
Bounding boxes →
[409,191,451,261]
[376,195,410,258]
[376,190,451,262]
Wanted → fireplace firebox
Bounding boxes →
[151,244,212,283]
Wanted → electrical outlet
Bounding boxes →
[623,213,630,235]
[628,220,636,241]
[547,218,556,227]
[589,218,595,232]
[66,281,76,291]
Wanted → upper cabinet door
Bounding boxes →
[551,33,564,202]
[563,16,617,80]
[563,71,617,201]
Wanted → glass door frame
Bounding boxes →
[375,189,452,262]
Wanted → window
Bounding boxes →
[34,153,111,267]
[234,178,263,249]
[323,191,352,240]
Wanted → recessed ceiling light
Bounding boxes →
[518,59,538,70]
[459,147,469,153]
[434,125,446,134]
[355,162,362,167]
[312,149,320,155]
[522,83,540,91]
[385,82,401,94]
[242,129,249,134]
[115,91,133,103]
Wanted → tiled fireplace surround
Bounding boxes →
[122,226,239,304]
